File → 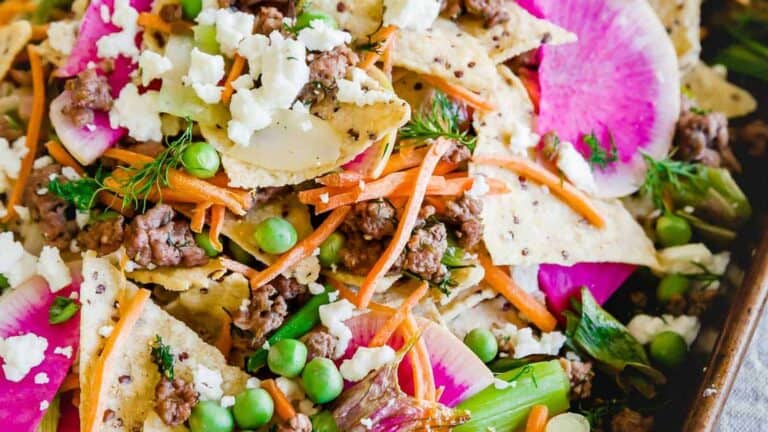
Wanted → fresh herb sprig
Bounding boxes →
[112,120,193,210]
[151,335,175,380]
[49,176,101,211]
[0,274,10,295]
[49,296,80,324]
[641,153,703,209]
[399,91,477,151]
[583,131,618,169]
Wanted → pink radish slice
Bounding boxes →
[0,266,82,432]
[538,262,636,318]
[517,0,679,198]
[343,312,494,407]
[342,132,396,179]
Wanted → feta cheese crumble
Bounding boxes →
[214,9,255,57]
[493,324,566,359]
[139,50,173,86]
[109,84,163,142]
[319,299,359,358]
[37,246,72,292]
[183,48,225,104]
[383,0,441,31]
[54,345,73,359]
[0,137,29,194]
[0,332,48,382]
[297,19,352,52]
[627,314,701,346]
[246,377,261,389]
[96,0,140,60]
[194,365,224,401]
[340,345,396,381]
[220,395,236,408]
[337,68,394,106]
[98,325,114,337]
[47,21,79,56]
[39,400,49,411]
[556,140,597,194]
[34,372,50,384]
[0,231,37,287]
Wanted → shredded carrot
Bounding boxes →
[382,147,428,175]
[221,54,246,104]
[220,256,259,279]
[191,202,211,233]
[214,316,232,357]
[369,282,428,347]
[525,405,549,432]
[31,24,48,41]
[45,140,85,176]
[209,204,225,251]
[83,289,151,432]
[356,139,451,308]
[411,328,436,401]
[401,315,435,401]
[0,1,36,24]
[261,379,296,421]
[479,253,557,332]
[250,206,351,289]
[328,278,395,314]
[2,46,44,223]
[359,25,398,70]
[96,191,134,217]
[208,171,232,188]
[59,372,79,393]
[137,12,172,33]
[473,154,605,228]
[421,75,496,112]
[381,36,395,79]
[316,171,364,188]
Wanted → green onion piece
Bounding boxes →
[246,288,332,372]
[49,296,80,325]
[0,273,10,294]
[454,360,570,432]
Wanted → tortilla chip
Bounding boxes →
[648,0,701,71]
[446,295,519,338]
[79,254,250,431]
[322,269,402,293]
[0,21,32,82]
[127,259,228,292]
[459,1,577,64]
[682,61,757,118]
[393,19,498,93]
[310,0,383,41]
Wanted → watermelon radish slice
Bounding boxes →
[538,262,636,318]
[343,312,493,407]
[342,131,397,178]
[517,0,680,198]
[0,266,82,432]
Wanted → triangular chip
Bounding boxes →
[459,1,577,63]
[0,20,32,81]
[127,258,228,292]
[79,254,250,431]
[647,0,701,71]
[309,0,383,41]
[682,61,757,118]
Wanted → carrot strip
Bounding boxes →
[96,190,134,217]
[250,206,351,289]
[525,405,549,432]
[312,174,449,213]
[83,289,151,432]
[0,1,36,24]
[214,316,232,357]
[397,318,424,400]
[369,282,428,347]
[208,171,231,188]
[382,147,428,175]
[328,278,395,314]
[209,204,225,251]
[473,154,605,228]
[517,68,540,113]
[381,36,394,79]
[479,253,557,332]
[410,320,436,402]
[359,26,398,70]
[190,202,211,233]
[316,171,364,188]
[262,379,296,421]
[221,54,245,104]
[45,140,85,176]
[59,372,79,392]
[421,75,496,112]
[356,139,452,308]
[2,46,44,223]
[31,24,48,41]
[137,12,172,33]
[220,256,259,279]
[389,176,469,197]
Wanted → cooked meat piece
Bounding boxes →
[675,97,740,172]
[232,282,288,344]
[271,275,307,301]
[277,413,312,432]
[22,164,78,249]
[0,115,23,141]
[342,200,398,240]
[403,222,448,283]
[610,408,653,432]
[339,231,387,275]
[253,6,284,35]
[226,0,294,20]
[76,215,125,256]
[559,358,594,400]
[443,193,484,249]
[300,45,359,104]
[442,141,472,164]
[666,288,718,316]
[159,3,182,22]
[62,69,113,127]
[302,329,336,361]
[154,377,198,427]
[442,0,509,27]
[124,204,209,267]
[734,119,768,157]
[253,186,291,206]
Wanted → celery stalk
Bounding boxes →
[36,395,60,432]
[454,360,570,432]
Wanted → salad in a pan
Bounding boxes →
[0,0,763,430]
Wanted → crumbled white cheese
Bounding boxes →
[34,372,50,384]
[657,243,730,286]
[39,400,49,411]
[53,345,73,359]
[337,68,394,106]
[194,364,224,401]
[239,298,251,312]
[100,4,111,23]
[298,19,352,52]
[0,232,38,288]
[340,345,395,381]
[109,84,162,142]
[227,90,273,146]
[214,8,255,57]
[61,166,80,181]
[246,377,261,389]
[308,282,325,295]
[627,314,700,346]
[139,50,172,86]
[360,418,374,430]
[47,21,79,56]
[0,332,48,382]
[98,325,114,337]
[382,0,441,31]
[183,48,225,104]
[261,340,270,350]
[230,74,254,91]
[0,137,29,194]
[291,100,309,114]
[511,265,541,294]
[37,246,72,293]
[328,290,339,302]
[319,299,359,358]
[238,33,269,78]
[96,0,140,60]
[220,395,236,408]
[467,174,490,197]
[319,192,330,204]
[275,377,305,401]
[493,324,566,358]
[33,156,53,170]
[69,291,79,300]
[556,140,597,195]
[284,255,321,285]
[298,398,318,416]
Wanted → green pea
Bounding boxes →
[194,25,220,54]
[311,411,339,432]
[189,400,234,432]
[233,388,273,429]
[253,217,298,255]
[294,10,338,31]
[463,328,498,363]
[182,142,220,179]
[302,358,343,404]
[267,339,308,378]
[656,274,691,303]
[319,232,345,267]
[655,214,692,247]
[227,239,254,265]
[195,230,221,257]
[649,331,687,368]
[180,0,203,20]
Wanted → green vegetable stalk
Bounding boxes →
[246,288,332,372]
[454,360,570,432]
[36,395,60,432]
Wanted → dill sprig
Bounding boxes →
[583,131,618,169]
[399,90,477,151]
[113,120,194,210]
[641,153,703,209]
[151,335,175,380]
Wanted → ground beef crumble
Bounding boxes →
[734,119,768,157]
[443,193,484,250]
[154,377,198,427]
[62,69,113,128]
[22,164,79,249]
[442,0,510,27]
[675,96,740,172]
[277,413,312,432]
[342,200,398,241]
[302,329,336,361]
[559,358,594,400]
[339,231,388,275]
[610,408,653,432]
[232,281,289,346]
[76,215,125,256]
[300,45,359,105]
[403,222,449,283]
[665,288,718,317]
[124,204,208,268]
